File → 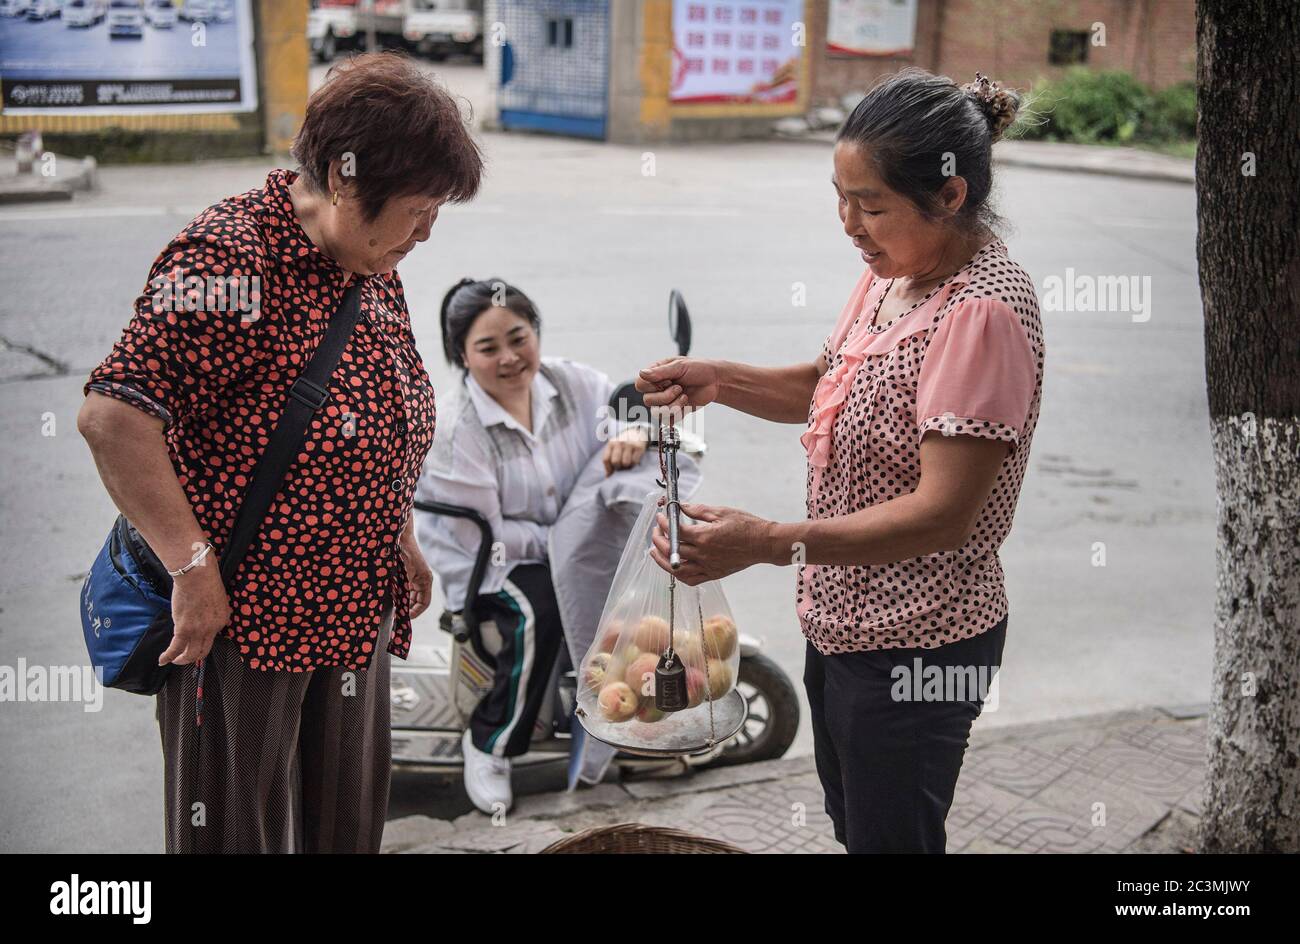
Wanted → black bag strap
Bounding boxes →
[218,280,364,585]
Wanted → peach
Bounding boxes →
[635,702,666,724]
[624,652,661,698]
[671,629,703,666]
[705,658,733,699]
[631,615,671,654]
[685,667,707,709]
[597,681,638,722]
[616,642,643,666]
[581,652,612,689]
[702,615,738,660]
[597,620,624,654]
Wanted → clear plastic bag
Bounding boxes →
[576,493,741,750]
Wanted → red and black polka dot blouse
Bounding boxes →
[85,168,436,671]
[797,238,1044,654]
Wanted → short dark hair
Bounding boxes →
[439,278,542,371]
[291,52,483,221]
[837,68,1021,233]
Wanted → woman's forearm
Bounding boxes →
[714,359,820,423]
[763,494,965,567]
[499,517,548,561]
[77,392,211,573]
[758,437,1008,567]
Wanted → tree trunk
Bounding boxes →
[1197,0,1300,852]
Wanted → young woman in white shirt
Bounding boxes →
[415,278,647,813]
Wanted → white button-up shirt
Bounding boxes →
[415,356,618,611]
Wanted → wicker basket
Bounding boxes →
[539,823,748,854]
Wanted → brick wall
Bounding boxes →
[810,0,1195,106]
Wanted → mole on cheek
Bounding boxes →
[368,238,378,247]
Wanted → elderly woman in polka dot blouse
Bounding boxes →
[77,54,483,853]
[637,69,1045,854]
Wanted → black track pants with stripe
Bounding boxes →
[468,563,565,758]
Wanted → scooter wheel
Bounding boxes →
[704,653,799,769]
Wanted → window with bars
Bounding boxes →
[547,16,575,48]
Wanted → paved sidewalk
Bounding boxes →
[383,705,1207,854]
[775,123,1194,185]
[991,139,1193,184]
[0,147,97,205]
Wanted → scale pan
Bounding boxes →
[576,688,748,758]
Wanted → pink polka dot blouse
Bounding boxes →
[796,237,1044,654]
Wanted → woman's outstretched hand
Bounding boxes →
[649,501,776,585]
[636,357,720,414]
[603,427,649,476]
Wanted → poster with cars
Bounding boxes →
[670,0,801,105]
[826,0,917,57]
[0,0,257,114]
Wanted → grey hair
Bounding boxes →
[837,68,1022,234]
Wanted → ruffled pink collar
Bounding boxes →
[800,247,997,471]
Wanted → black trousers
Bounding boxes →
[468,563,565,758]
[803,616,1007,854]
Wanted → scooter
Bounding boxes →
[393,291,800,777]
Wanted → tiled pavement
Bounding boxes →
[382,706,1207,854]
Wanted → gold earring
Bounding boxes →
[331,190,339,206]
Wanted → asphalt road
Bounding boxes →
[0,75,1210,850]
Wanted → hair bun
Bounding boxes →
[962,73,1021,142]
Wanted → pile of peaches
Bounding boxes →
[581,613,739,724]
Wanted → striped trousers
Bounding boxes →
[469,564,564,758]
[155,609,394,854]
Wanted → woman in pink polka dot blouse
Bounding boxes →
[637,69,1044,853]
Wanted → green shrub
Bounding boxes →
[1140,81,1197,141]
[1021,68,1152,144]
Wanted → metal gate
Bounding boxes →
[496,0,609,139]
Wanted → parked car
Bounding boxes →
[107,0,144,37]
[0,0,32,17]
[145,0,175,27]
[404,0,483,62]
[178,0,216,22]
[64,0,108,27]
[307,1,358,62]
[25,0,61,20]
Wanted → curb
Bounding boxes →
[0,152,98,206]
[992,149,1194,185]
[773,128,1195,185]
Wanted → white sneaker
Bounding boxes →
[461,730,513,815]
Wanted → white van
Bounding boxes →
[308,1,359,62]
[404,0,483,62]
